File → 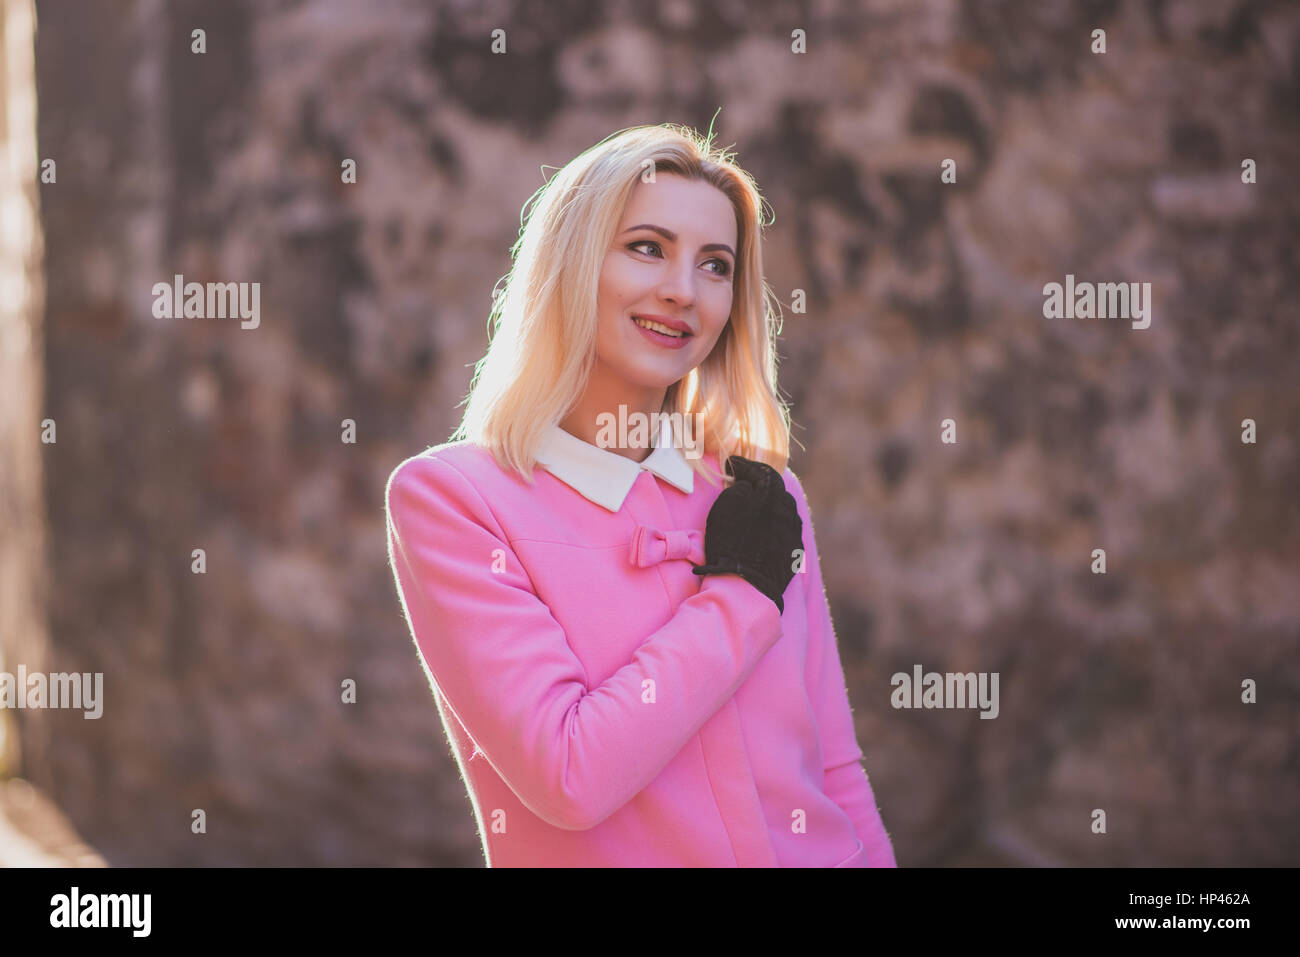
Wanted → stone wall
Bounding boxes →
[25,0,1300,865]
[1,0,48,787]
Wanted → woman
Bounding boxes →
[384,123,896,867]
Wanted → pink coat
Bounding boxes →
[384,420,897,867]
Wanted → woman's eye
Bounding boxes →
[630,241,730,277]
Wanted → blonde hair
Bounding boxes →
[450,122,791,486]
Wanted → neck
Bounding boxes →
[560,380,668,464]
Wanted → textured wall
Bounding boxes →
[26,0,1300,865]
[1,0,48,783]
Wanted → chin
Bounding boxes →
[623,366,691,390]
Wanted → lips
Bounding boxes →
[631,315,694,338]
[631,315,694,349]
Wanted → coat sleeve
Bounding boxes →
[385,453,785,833]
[785,468,897,867]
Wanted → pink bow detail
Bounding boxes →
[629,524,706,568]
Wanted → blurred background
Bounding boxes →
[1,0,1297,866]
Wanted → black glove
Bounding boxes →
[691,456,804,614]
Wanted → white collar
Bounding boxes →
[534,415,695,512]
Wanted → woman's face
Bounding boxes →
[591,172,738,398]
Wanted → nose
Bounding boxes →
[657,258,697,309]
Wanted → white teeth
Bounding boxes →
[633,317,686,337]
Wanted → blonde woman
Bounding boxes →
[385,123,896,867]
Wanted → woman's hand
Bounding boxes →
[691,456,804,614]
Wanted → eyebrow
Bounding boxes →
[619,223,735,259]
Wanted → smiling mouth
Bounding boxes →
[632,316,692,338]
